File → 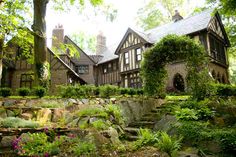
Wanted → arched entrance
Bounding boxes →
[173,73,185,92]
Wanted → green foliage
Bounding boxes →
[156,132,182,157]
[39,103,64,108]
[141,34,211,100]
[91,119,109,130]
[178,99,213,120]
[34,86,47,98]
[176,121,209,144]
[77,107,108,118]
[0,117,39,128]
[0,87,12,97]
[99,85,118,98]
[174,107,198,121]
[105,104,124,125]
[73,140,96,156]
[212,83,236,96]
[136,0,186,30]
[17,87,31,97]
[212,128,236,154]
[134,128,159,149]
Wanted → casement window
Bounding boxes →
[20,73,33,88]
[136,48,142,61]
[78,65,89,74]
[108,63,112,72]
[103,65,107,74]
[124,52,129,64]
[209,35,226,64]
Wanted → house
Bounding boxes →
[1,9,230,93]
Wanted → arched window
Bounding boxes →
[173,73,185,92]
[212,70,216,79]
[217,72,221,83]
[222,74,226,84]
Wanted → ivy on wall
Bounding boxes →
[141,34,213,100]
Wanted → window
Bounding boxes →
[20,73,33,88]
[136,48,142,61]
[113,62,117,71]
[108,63,112,72]
[124,52,129,64]
[209,35,226,64]
[103,65,107,74]
[78,65,89,74]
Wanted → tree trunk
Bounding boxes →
[0,36,4,87]
[32,0,50,88]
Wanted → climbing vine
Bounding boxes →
[141,34,212,100]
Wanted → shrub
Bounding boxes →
[134,128,159,149]
[58,85,97,98]
[34,86,47,98]
[212,84,236,96]
[119,88,129,95]
[105,104,124,125]
[77,107,108,118]
[0,87,12,97]
[17,87,31,97]
[127,88,136,96]
[174,106,198,121]
[91,119,109,130]
[73,141,96,156]
[99,85,118,98]
[156,132,182,157]
[1,117,39,128]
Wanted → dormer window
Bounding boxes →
[124,52,129,64]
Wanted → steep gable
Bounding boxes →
[115,28,149,55]
[207,12,230,46]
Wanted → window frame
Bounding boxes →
[135,48,142,62]
[124,52,129,65]
[78,65,89,74]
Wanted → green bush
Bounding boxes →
[134,128,159,149]
[174,106,198,121]
[119,88,129,95]
[91,119,109,130]
[156,132,182,157]
[77,107,108,118]
[212,84,236,96]
[1,117,39,128]
[34,86,47,98]
[73,141,96,156]
[17,87,31,97]
[0,87,12,97]
[105,104,124,125]
[99,85,118,98]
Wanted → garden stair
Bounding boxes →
[123,99,182,141]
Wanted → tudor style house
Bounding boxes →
[1,9,230,93]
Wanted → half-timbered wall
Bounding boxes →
[96,59,120,86]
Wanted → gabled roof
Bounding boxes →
[114,28,150,55]
[114,9,230,55]
[146,9,215,43]
[47,48,86,83]
[97,44,119,64]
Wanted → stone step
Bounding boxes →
[125,135,138,141]
[124,127,139,136]
[128,121,155,129]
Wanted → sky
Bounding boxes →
[46,0,206,48]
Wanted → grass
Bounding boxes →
[166,95,190,101]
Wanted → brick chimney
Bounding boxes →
[52,24,64,48]
[96,31,106,55]
[172,10,183,22]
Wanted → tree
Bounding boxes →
[70,32,97,53]
[136,0,186,30]
[31,0,115,88]
[0,0,31,86]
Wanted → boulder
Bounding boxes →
[52,109,64,122]
[110,98,116,104]
[37,108,52,124]
[6,110,15,117]
[0,108,7,118]
[107,127,121,146]
[17,99,27,107]
[153,115,178,135]
[81,99,89,104]
[20,113,33,120]
[0,136,16,147]
[3,100,17,107]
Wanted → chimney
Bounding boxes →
[52,24,64,48]
[172,10,183,22]
[96,31,106,55]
